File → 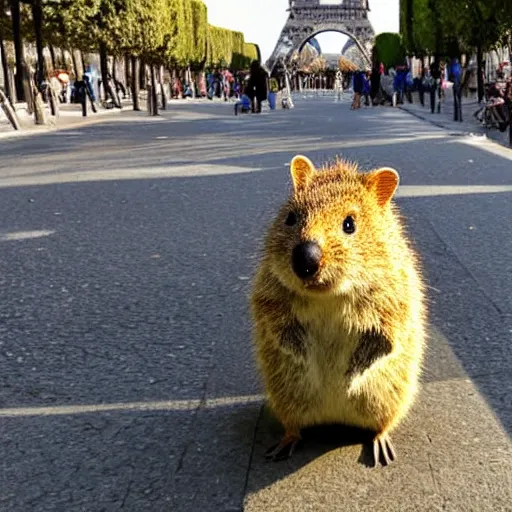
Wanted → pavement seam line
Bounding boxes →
[240,402,264,512]
[175,381,208,475]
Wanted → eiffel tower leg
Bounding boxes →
[266,16,303,75]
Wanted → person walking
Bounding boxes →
[246,60,268,113]
[370,63,381,106]
[430,59,442,113]
[362,70,371,106]
[449,57,462,121]
[351,70,363,110]
[418,65,426,106]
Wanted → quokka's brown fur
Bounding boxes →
[250,155,427,466]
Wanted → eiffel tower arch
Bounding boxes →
[266,0,375,73]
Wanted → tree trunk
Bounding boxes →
[159,65,167,109]
[27,68,47,125]
[99,41,109,102]
[477,45,484,104]
[124,54,131,97]
[71,49,79,79]
[22,62,34,115]
[49,45,57,71]
[47,81,59,117]
[130,57,140,110]
[0,88,21,129]
[10,0,24,101]
[99,41,120,107]
[139,59,146,90]
[31,0,45,88]
[150,65,158,115]
[190,67,196,98]
[33,89,47,124]
[80,50,86,75]
[112,55,117,82]
[0,33,12,102]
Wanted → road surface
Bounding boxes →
[1,96,511,511]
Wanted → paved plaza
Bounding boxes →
[1,97,511,511]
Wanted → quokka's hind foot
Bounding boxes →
[372,432,397,467]
[265,429,301,462]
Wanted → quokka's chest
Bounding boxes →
[296,309,361,376]
[293,314,367,425]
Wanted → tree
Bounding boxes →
[206,24,232,69]
[230,30,244,70]
[117,0,174,113]
[310,56,327,74]
[297,43,317,72]
[0,0,13,100]
[243,42,259,66]
[400,0,415,55]
[30,0,45,86]
[190,0,207,69]
[374,33,406,69]
[1,0,257,112]
[431,0,507,101]
[9,0,24,100]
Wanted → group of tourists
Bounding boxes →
[350,69,372,109]
[349,59,463,114]
[204,61,267,108]
[350,63,387,109]
[232,60,268,114]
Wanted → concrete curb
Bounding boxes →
[0,104,129,141]
[397,104,512,152]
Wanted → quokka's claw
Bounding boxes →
[372,433,396,467]
[265,431,301,462]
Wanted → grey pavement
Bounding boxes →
[0,99,134,139]
[0,96,511,511]
[399,90,511,149]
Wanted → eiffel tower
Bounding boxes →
[266,0,375,73]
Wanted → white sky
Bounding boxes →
[202,0,399,61]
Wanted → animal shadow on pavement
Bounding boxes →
[254,404,378,476]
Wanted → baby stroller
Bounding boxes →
[474,81,510,132]
[234,94,251,115]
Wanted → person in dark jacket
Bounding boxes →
[246,60,268,113]
[362,70,371,106]
[430,59,441,113]
[449,57,462,121]
[351,70,364,109]
[370,64,381,105]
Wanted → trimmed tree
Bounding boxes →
[373,33,406,69]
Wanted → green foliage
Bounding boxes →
[39,0,102,52]
[191,0,207,67]
[243,42,259,63]
[206,24,232,68]
[373,33,406,69]
[170,0,193,66]
[1,0,258,72]
[230,30,244,70]
[400,0,512,58]
[0,0,11,38]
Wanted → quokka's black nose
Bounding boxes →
[292,241,322,279]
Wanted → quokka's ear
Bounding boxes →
[365,167,400,206]
[290,155,316,193]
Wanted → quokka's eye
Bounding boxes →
[342,215,356,235]
[285,211,298,226]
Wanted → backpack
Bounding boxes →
[449,61,461,84]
